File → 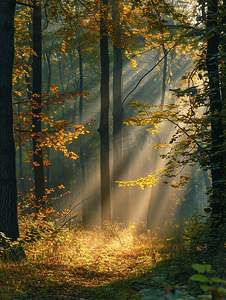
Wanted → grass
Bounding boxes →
[0,217,163,299]
[1,212,223,300]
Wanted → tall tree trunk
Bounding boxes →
[98,0,111,225]
[24,56,35,191]
[112,45,123,223]
[17,98,25,197]
[57,57,65,186]
[0,0,19,241]
[78,45,87,228]
[122,117,130,227]
[206,0,225,225]
[69,49,78,124]
[68,49,77,180]
[32,1,46,212]
[58,58,65,118]
[45,50,51,190]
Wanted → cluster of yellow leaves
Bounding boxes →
[153,142,169,149]
[116,173,158,189]
[13,7,33,95]
[14,81,90,162]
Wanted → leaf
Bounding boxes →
[190,274,209,282]
[130,58,137,67]
[192,264,211,273]
[200,285,212,291]
[211,277,226,284]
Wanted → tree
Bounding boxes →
[32,0,46,212]
[206,0,225,226]
[77,44,87,228]
[112,0,123,223]
[118,0,226,241]
[98,0,111,224]
[0,0,19,241]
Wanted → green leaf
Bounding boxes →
[192,264,211,273]
[190,274,209,282]
[200,285,212,291]
[211,277,226,284]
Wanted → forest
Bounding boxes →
[0,0,226,299]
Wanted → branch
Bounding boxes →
[16,1,35,8]
[59,195,93,229]
[61,191,82,224]
[122,43,177,105]
[76,0,98,24]
[165,117,203,150]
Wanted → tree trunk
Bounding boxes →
[206,0,225,223]
[122,118,130,227]
[0,0,19,241]
[98,0,111,225]
[17,99,25,197]
[112,44,123,223]
[45,50,51,190]
[24,56,35,191]
[32,1,46,212]
[78,45,87,228]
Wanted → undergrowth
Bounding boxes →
[0,207,226,299]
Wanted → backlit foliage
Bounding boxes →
[116,169,166,189]
[0,208,161,299]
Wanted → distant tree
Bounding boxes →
[119,0,226,245]
[0,0,19,241]
[112,0,123,223]
[77,44,87,228]
[98,0,111,224]
[32,0,46,212]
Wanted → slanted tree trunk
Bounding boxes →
[0,0,19,241]
[32,1,46,212]
[98,0,111,224]
[206,0,225,225]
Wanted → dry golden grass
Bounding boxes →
[0,215,163,299]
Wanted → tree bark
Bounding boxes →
[78,45,87,228]
[112,45,123,223]
[17,99,25,197]
[0,0,19,241]
[44,50,51,190]
[206,0,225,224]
[98,0,111,225]
[32,1,46,212]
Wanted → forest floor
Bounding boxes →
[0,218,221,299]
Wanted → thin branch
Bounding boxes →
[61,190,82,224]
[122,43,177,105]
[59,195,93,229]
[77,0,99,24]
[165,117,203,150]
[16,1,35,8]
